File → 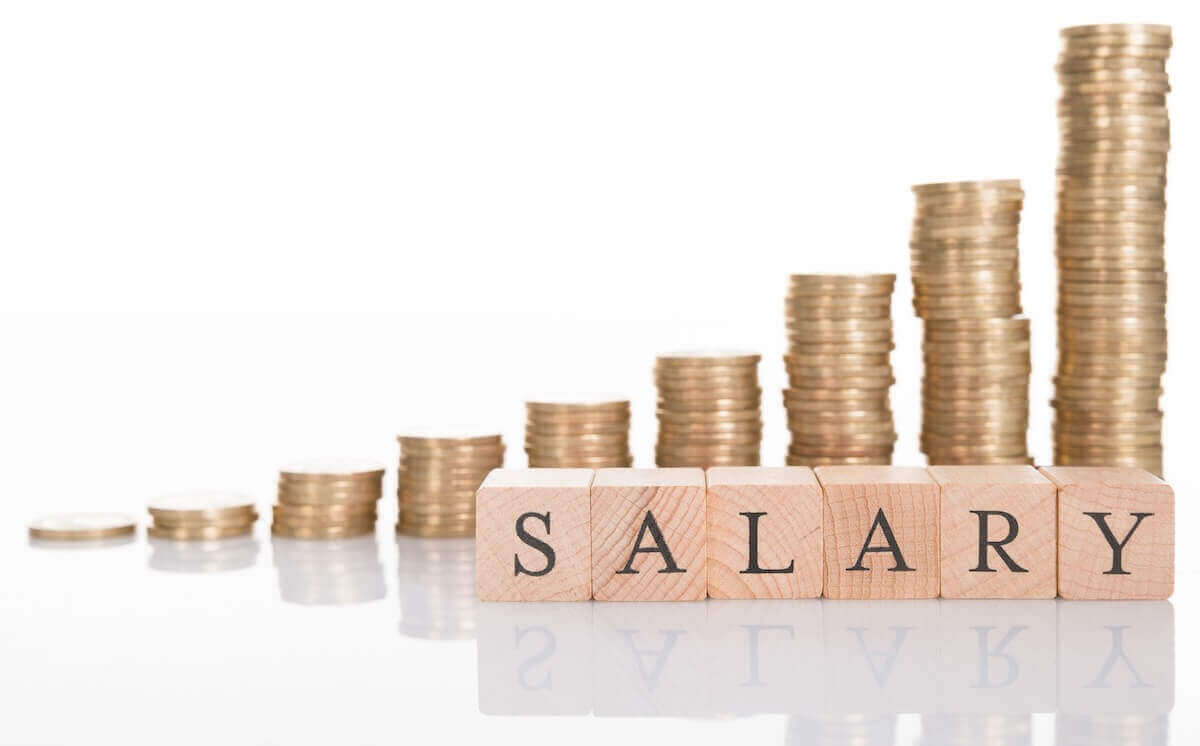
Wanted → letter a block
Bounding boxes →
[1040,466,1174,600]
[475,468,595,601]
[591,468,706,601]
[817,466,939,599]
[931,465,1057,599]
[706,466,822,599]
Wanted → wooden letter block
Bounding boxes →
[931,465,1057,599]
[591,468,706,601]
[475,468,594,602]
[817,466,939,599]
[706,466,822,599]
[1041,466,1174,600]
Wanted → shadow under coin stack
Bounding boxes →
[524,400,633,468]
[784,274,897,466]
[147,494,258,541]
[396,434,504,538]
[654,351,762,467]
[910,181,1032,465]
[272,461,383,539]
[1054,24,1171,476]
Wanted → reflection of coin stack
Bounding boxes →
[785,715,897,746]
[1054,25,1171,476]
[920,714,1031,746]
[911,181,1032,465]
[149,536,260,573]
[655,351,762,467]
[272,461,384,539]
[396,434,504,538]
[784,275,896,467]
[147,494,258,541]
[525,400,633,468]
[1057,714,1168,746]
[273,535,386,605]
[396,536,477,640]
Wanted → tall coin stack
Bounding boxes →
[654,351,762,467]
[784,274,897,466]
[524,400,633,468]
[396,434,504,538]
[910,181,1032,465]
[1054,24,1171,476]
[148,494,258,541]
[271,461,384,539]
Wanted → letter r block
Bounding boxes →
[475,468,595,601]
[816,466,939,599]
[591,468,706,601]
[1040,466,1174,600]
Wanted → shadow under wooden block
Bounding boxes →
[475,468,594,601]
[706,466,822,599]
[931,465,1057,599]
[816,466,939,599]
[1040,467,1174,600]
[591,468,706,601]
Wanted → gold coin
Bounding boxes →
[272,522,375,540]
[29,513,137,542]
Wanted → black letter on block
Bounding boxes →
[514,511,555,577]
[970,510,1028,573]
[847,509,913,572]
[1085,512,1153,575]
[616,511,685,574]
[739,511,795,574]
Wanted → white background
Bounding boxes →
[0,1,1195,744]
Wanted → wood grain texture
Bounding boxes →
[475,468,594,601]
[591,468,706,601]
[816,466,939,599]
[706,466,822,599]
[1040,466,1174,600]
[931,465,1057,599]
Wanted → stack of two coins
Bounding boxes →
[910,180,1032,465]
[272,461,384,539]
[148,494,258,540]
[783,274,897,466]
[654,351,762,467]
[1054,24,1171,476]
[524,400,633,468]
[397,434,504,538]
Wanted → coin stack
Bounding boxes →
[271,460,384,539]
[525,399,633,468]
[396,434,504,538]
[1054,24,1171,476]
[654,351,762,467]
[148,494,258,541]
[28,513,137,543]
[783,274,897,466]
[910,180,1033,465]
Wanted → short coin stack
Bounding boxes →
[654,351,762,467]
[1054,24,1171,476]
[272,460,383,539]
[783,274,897,466]
[28,513,137,542]
[397,434,504,538]
[524,400,633,468]
[910,181,1032,465]
[148,494,258,540]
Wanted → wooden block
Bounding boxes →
[706,466,822,599]
[816,466,939,599]
[1040,466,1174,600]
[930,465,1057,599]
[591,468,706,602]
[475,468,594,602]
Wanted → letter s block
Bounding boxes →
[475,468,595,601]
[591,468,706,601]
[1040,466,1174,600]
[816,466,939,599]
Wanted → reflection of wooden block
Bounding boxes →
[475,469,595,602]
[931,465,1057,599]
[706,467,822,599]
[1040,467,1174,600]
[816,466,939,599]
[824,600,940,714]
[477,602,594,715]
[591,468,706,602]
